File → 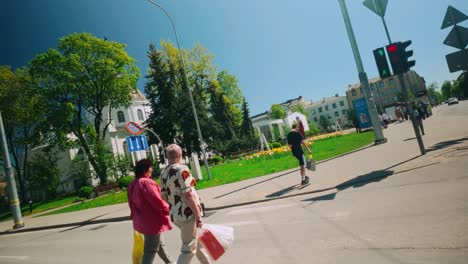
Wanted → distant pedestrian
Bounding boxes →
[29,200,33,214]
[420,102,428,119]
[412,102,425,135]
[287,124,313,186]
[160,144,211,264]
[128,159,173,264]
[382,112,390,126]
[395,107,403,122]
[403,106,409,121]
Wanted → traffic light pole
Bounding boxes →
[381,17,392,44]
[0,111,24,229]
[338,0,386,145]
[397,74,426,155]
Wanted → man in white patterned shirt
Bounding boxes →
[160,144,210,264]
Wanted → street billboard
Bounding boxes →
[353,98,372,129]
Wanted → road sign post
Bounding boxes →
[126,135,149,153]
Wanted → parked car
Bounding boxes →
[447,97,459,105]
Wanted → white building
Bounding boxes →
[305,94,351,129]
[103,90,161,165]
[251,96,311,142]
[27,89,162,197]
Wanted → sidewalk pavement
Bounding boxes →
[1,103,467,235]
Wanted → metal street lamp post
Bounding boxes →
[338,0,387,144]
[145,0,212,179]
[0,111,24,229]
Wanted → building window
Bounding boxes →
[389,78,394,85]
[342,109,347,115]
[332,103,337,109]
[137,109,144,121]
[318,107,323,113]
[325,105,329,111]
[334,111,339,117]
[351,90,357,96]
[378,81,384,88]
[313,117,318,122]
[117,111,125,123]
[339,100,345,107]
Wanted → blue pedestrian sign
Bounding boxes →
[126,135,149,152]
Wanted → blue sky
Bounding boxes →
[1,0,467,115]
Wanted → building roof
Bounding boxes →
[346,77,382,92]
[130,89,147,100]
[251,95,312,118]
[251,110,269,119]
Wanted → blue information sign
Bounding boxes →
[126,135,149,152]
[352,98,372,129]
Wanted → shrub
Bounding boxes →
[78,186,94,199]
[118,176,134,189]
[271,142,282,148]
[211,156,223,165]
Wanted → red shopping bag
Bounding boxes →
[199,229,225,260]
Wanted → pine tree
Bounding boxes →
[240,97,256,148]
[144,43,178,149]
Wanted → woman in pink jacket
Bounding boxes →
[128,159,173,264]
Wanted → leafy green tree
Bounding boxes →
[0,66,45,201]
[217,70,243,124]
[289,104,307,116]
[268,104,286,120]
[346,109,360,133]
[441,80,452,100]
[208,80,238,141]
[427,82,443,105]
[27,150,60,200]
[110,154,132,180]
[29,33,140,185]
[318,115,330,130]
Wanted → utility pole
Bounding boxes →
[338,0,386,144]
[0,111,24,229]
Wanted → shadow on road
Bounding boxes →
[426,137,468,153]
[302,170,393,203]
[213,170,298,199]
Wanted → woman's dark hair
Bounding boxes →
[135,159,153,178]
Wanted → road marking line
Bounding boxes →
[227,204,295,216]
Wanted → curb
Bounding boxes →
[0,216,130,236]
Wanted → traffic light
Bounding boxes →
[386,40,416,75]
[373,47,391,79]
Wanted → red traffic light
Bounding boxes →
[387,44,397,53]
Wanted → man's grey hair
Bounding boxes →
[166,144,182,163]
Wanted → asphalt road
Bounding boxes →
[0,102,467,264]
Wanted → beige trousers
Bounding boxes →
[175,218,211,264]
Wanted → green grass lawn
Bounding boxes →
[30,131,374,217]
[197,131,375,189]
[0,195,79,222]
[43,191,127,216]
